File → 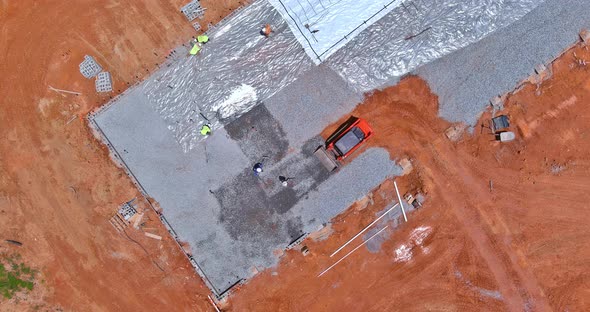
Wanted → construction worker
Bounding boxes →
[279,176,290,187]
[260,24,272,37]
[253,162,264,175]
[197,34,209,44]
[200,124,212,136]
[189,44,202,55]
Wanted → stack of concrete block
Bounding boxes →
[181,1,205,22]
[192,21,202,31]
[95,72,113,92]
[79,55,102,78]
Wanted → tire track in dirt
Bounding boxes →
[422,141,551,311]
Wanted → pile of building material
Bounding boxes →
[79,55,113,93]
[79,55,102,78]
[181,0,205,22]
[95,72,113,92]
[118,199,137,221]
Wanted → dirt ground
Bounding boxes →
[1,0,589,311]
[0,0,246,311]
[227,43,590,311]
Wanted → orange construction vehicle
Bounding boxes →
[314,116,373,171]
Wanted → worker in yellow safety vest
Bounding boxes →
[200,124,212,136]
[190,44,201,55]
[197,35,209,43]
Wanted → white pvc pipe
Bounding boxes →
[330,203,399,257]
[48,85,82,95]
[208,295,221,312]
[318,226,388,277]
[394,181,407,222]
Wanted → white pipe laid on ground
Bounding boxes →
[208,295,221,312]
[319,226,389,277]
[48,85,82,95]
[394,181,408,222]
[330,203,399,257]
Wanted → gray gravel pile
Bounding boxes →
[265,65,363,147]
[417,0,590,125]
[327,0,544,94]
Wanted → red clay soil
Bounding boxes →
[0,1,246,311]
[227,43,590,311]
[2,0,589,311]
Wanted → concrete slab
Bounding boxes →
[93,87,401,294]
[225,104,289,163]
[264,65,362,147]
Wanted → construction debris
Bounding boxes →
[285,233,309,251]
[79,55,103,79]
[5,240,23,246]
[95,72,113,92]
[404,193,423,209]
[534,63,547,75]
[445,123,468,142]
[490,95,504,111]
[109,213,129,233]
[573,52,587,67]
[192,22,202,32]
[398,158,413,175]
[491,115,510,133]
[300,245,310,256]
[181,0,205,22]
[496,131,516,142]
[144,232,162,240]
[307,224,333,242]
[48,85,81,96]
[65,115,78,126]
[118,199,137,221]
[131,212,144,229]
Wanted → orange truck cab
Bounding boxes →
[326,116,373,160]
[314,116,373,172]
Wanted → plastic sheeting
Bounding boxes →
[268,0,402,64]
[326,0,544,93]
[143,0,312,152]
[142,0,543,151]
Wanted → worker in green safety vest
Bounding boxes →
[189,44,201,55]
[197,35,209,44]
[200,124,212,136]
